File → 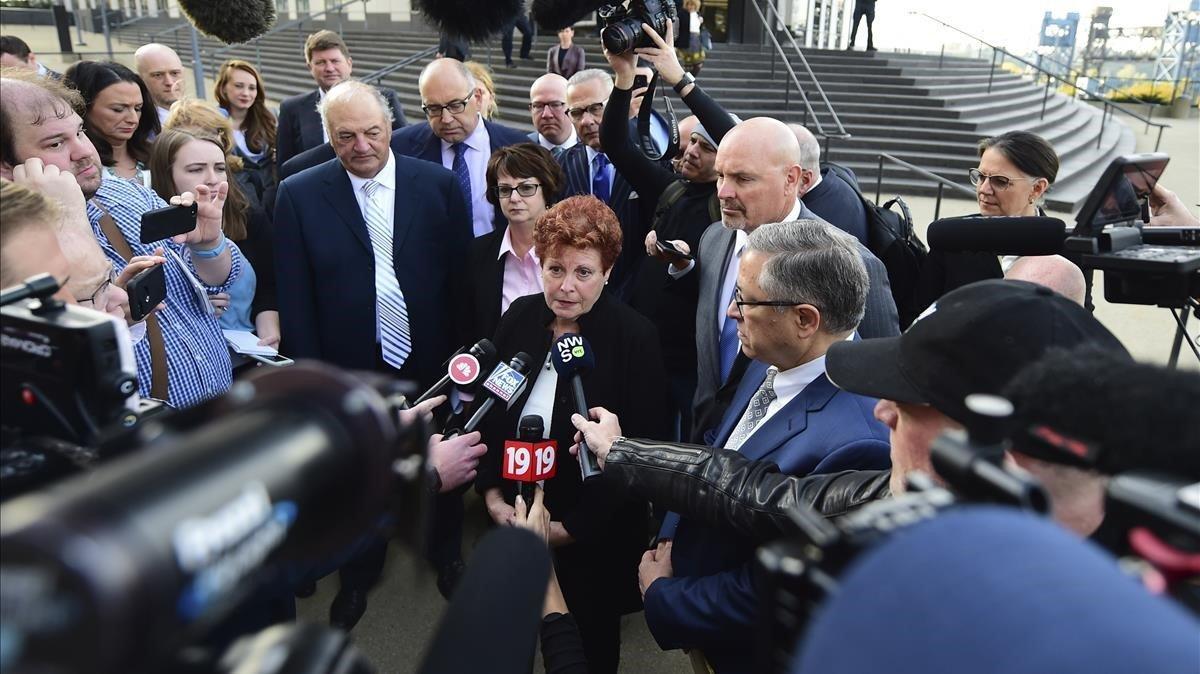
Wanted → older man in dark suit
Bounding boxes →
[275,30,407,169]
[391,57,528,237]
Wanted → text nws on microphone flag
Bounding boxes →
[502,440,558,482]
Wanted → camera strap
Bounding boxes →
[637,70,680,162]
[97,212,170,401]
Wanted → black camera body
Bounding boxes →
[599,0,677,54]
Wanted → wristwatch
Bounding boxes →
[673,72,696,95]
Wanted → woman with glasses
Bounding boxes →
[476,195,669,674]
[463,144,565,342]
[912,130,1060,322]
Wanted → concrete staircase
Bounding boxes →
[114,19,1134,211]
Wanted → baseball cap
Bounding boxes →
[692,114,740,150]
[825,279,1128,439]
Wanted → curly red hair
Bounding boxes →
[533,195,623,272]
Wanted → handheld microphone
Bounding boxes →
[178,0,276,44]
[504,415,557,505]
[446,352,535,437]
[550,333,601,480]
[927,216,1067,255]
[412,339,498,407]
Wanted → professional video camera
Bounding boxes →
[598,0,677,54]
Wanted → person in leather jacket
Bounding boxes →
[568,279,1129,541]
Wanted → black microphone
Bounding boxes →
[531,0,603,30]
[927,216,1067,255]
[550,333,601,480]
[413,0,525,40]
[447,352,535,437]
[416,527,551,674]
[517,414,545,505]
[178,0,276,44]
[412,338,498,407]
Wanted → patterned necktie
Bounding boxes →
[726,367,779,451]
[592,152,611,203]
[362,179,411,369]
[452,142,473,221]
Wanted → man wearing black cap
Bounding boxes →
[569,279,1130,528]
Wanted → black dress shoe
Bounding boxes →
[329,589,369,631]
[436,559,466,600]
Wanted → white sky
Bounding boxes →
[869,0,1195,54]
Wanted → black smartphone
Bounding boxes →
[632,73,649,95]
[140,202,198,244]
[656,239,693,260]
[125,263,166,322]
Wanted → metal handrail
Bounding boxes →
[757,0,849,138]
[875,152,975,221]
[910,12,1170,151]
[361,46,438,85]
[148,21,193,40]
[208,0,365,59]
[746,0,850,144]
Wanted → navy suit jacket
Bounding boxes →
[275,87,407,169]
[802,167,870,246]
[557,143,652,301]
[273,154,471,389]
[645,359,891,674]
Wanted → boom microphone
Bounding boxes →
[550,333,601,479]
[927,216,1067,255]
[531,0,604,31]
[178,0,276,44]
[412,339,498,406]
[413,0,525,41]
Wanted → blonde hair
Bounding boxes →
[464,61,498,119]
[0,181,59,287]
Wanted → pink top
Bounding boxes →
[498,225,544,314]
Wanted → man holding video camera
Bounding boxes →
[1,68,242,409]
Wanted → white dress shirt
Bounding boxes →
[727,356,829,451]
[345,150,398,341]
[317,88,329,143]
[440,115,494,237]
[536,129,578,154]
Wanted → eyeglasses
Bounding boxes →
[968,168,1036,192]
[492,182,542,199]
[732,288,805,320]
[78,263,116,307]
[567,102,606,121]
[528,101,566,113]
[421,94,473,118]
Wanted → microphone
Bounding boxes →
[447,352,535,437]
[927,216,1067,255]
[416,527,551,674]
[550,333,601,480]
[412,338,498,407]
[178,0,276,44]
[504,415,558,505]
[531,0,603,31]
[413,0,525,41]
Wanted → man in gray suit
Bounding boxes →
[661,117,899,430]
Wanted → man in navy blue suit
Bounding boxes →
[391,57,529,237]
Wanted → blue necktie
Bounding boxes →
[592,152,611,203]
[719,291,740,383]
[362,179,411,369]
[452,142,473,221]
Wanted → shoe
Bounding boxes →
[295,581,317,598]
[866,45,877,52]
[505,59,515,68]
[329,589,369,631]
[436,559,466,600]
[521,54,534,60]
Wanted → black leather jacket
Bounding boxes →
[602,438,892,542]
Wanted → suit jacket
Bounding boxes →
[275,86,408,169]
[557,143,652,301]
[272,154,471,389]
[646,361,890,673]
[546,44,586,79]
[802,168,870,247]
[462,229,506,345]
[692,210,900,420]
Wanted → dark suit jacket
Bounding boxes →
[272,154,470,389]
[557,143,653,301]
[647,362,890,673]
[275,86,408,169]
[802,168,870,246]
[463,229,506,345]
[546,44,586,80]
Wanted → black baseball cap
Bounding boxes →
[826,279,1128,439]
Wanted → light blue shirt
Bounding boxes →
[219,256,257,332]
[440,115,494,237]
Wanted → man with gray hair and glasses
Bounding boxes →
[612,220,891,673]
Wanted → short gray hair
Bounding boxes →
[789,123,821,173]
[747,219,868,334]
[567,68,613,95]
[318,79,393,136]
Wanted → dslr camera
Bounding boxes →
[599,0,677,54]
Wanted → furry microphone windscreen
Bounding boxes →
[178,0,277,44]
[413,0,525,41]
[531,0,605,31]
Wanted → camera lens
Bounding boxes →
[601,18,641,54]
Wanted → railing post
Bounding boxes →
[1041,78,1051,119]
[934,183,944,221]
[875,155,884,204]
[189,26,205,101]
[938,45,944,69]
[987,48,997,93]
[1145,106,1152,134]
[784,77,790,116]
[1096,102,1106,150]
[1155,125,1165,152]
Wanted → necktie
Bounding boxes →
[362,179,411,369]
[452,142,473,221]
[718,248,743,383]
[592,152,611,203]
[726,367,779,451]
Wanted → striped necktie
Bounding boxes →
[362,179,411,369]
[452,142,473,221]
[726,367,779,451]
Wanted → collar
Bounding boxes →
[538,129,577,152]
[345,149,397,192]
[441,115,489,154]
[585,144,607,165]
[807,170,823,191]
[771,354,828,401]
[732,228,749,257]
[785,199,803,221]
[317,87,327,101]
[498,225,540,263]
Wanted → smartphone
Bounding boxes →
[248,352,295,368]
[656,239,693,260]
[125,263,166,322]
[632,73,649,91]
[140,202,198,244]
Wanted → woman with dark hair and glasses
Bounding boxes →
[63,61,160,187]
[911,130,1060,322]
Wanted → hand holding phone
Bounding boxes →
[140,203,197,244]
[655,238,693,261]
[125,263,167,322]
